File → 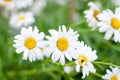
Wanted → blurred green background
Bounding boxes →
[0,0,120,80]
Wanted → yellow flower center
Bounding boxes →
[24,37,36,50]
[4,0,13,2]
[56,37,69,51]
[93,10,101,21]
[18,15,26,21]
[111,18,120,30]
[111,75,118,80]
[78,55,88,66]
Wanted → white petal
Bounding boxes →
[28,50,36,62]
[16,47,26,53]
[38,32,45,40]
[59,54,65,65]
[64,52,72,61]
[104,30,113,40]
[49,30,58,36]
[23,50,29,60]
[75,65,80,72]
[113,31,120,42]
[61,25,67,33]
[52,52,60,62]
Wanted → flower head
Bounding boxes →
[74,41,97,78]
[13,26,46,62]
[111,0,120,6]
[97,7,120,42]
[102,67,120,80]
[84,2,101,30]
[46,25,79,65]
[31,0,47,15]
[15,0,33,9]
[9,12,35,28]
[0,0,15,10]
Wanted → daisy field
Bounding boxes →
[0,0,120,80]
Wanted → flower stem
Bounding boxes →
[90,72,102,78]
[93,61,120,68]
[69,19,86,28]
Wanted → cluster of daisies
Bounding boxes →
[0,0,46,28]
[84,2,120,43]
[3,0,118,79]
[13,25,120,79]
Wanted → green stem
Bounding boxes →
[69,19,86,28]
[90,72,102,78]
[6,67,59,77]
[93,61,120,68]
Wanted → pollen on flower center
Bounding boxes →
[56,37,69,51]
[93,10,101,21]
[111,18,120,30]
[4,0,12,2]
[24,37,36,50]
[78,55,88,66]
[18,15,26,21]
[111,75,118,80]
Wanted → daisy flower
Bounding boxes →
[46,25,79,65]
[9,12,35,28]
[0,0,15,10]
[74,41,97,79]
[111,0,120,6]
[97,7,120,42]
[102,67,120,80]
[15,0,33,9]
[13,26,46,62]
[84,2,101,30]
[31,0,47,15]
[55,0,68,5]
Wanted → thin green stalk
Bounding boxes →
[6,67,59,77]
[70,19,86,28]
[46,72,58,80]
[93,61,120,68]
[90,72,102,78]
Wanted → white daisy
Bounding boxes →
[55,0,68,5]
[102,67,120,80]
[97,7,120,42]
[74,41,97,79]
[9,12,35,28]
[0,0,15,10]
[64,66,74,74]
[13,26,46,62]
[111,0,120,6]
[31,0,47,15]
[15,0,33,9]
[46,25,79,65]
[84,2,101,30]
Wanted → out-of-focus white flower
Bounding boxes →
[102,66,120,80]
[31,0,47,15]
[9,12,35,28]
[15,0,33,9]
[55,0,68,5]
[97,7,120,42]
[13,27,46,62]
[111,0,120,6]
[0,0,15,10]
[46,25,79,65]
[84,2,101,30]
[74,41,97,79]
[64,66,74,74]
